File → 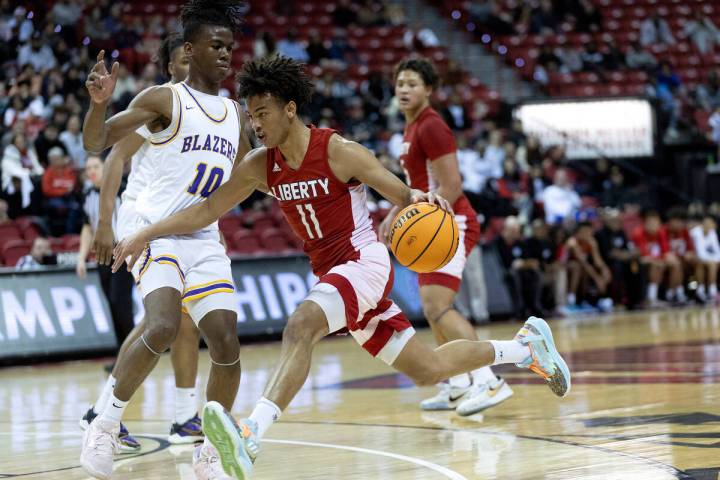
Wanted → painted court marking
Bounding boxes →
[0,432,467,479]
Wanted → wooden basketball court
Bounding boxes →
[1,307,718,479]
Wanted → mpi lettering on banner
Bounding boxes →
[0,269,116,358]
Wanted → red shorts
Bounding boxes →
[306,242,415,365]
[418,210,481,292]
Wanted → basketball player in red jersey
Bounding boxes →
[379,58,512,416]
[114,56,570,480]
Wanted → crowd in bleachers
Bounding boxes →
[3,0,720,318]
[432,0,720,144]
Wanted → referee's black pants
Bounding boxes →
[97,264,135,346]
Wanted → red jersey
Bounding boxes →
[399,106,476,219]
[631,226,669,259]
[662,226,694,255]
[267,128,376,276]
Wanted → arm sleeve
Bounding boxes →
[417,115,457,161]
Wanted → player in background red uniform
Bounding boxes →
[631,209,683,306]
[114,56,570,480]
[661,207,694,303]
[378,58,512,416]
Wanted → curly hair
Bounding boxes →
[180,0,245,42]
[157,32,184,78]
[237,56,313,110]
[394,57,439,89]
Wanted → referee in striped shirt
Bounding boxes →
[77,155,134,344]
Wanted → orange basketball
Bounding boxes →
[388,202,459,273]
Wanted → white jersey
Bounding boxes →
[135,82,241,239]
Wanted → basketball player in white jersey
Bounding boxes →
[79,33,204,450]
[79,1,251,478]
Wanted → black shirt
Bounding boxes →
[595,226,629,263]
[494,236,524,270]
[522,237,555,266]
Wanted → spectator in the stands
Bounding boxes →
[537,45,562,72]
[441,92,471,131]
[493,216,533,318]
[695,69,720,111]
[565,222,613,311]
[601,166,632,208]
[581,42,605,74]
[34,124,67,166]
[6,6,34,43]
[683,14,720,55]
[530,0,559,34]
[253,31,277,59]
[277,29,309,62]
[574,0,603,33]
[484,1,515,36]
[556,46,583,73]
[333,0,356,28]
[656,61,682,93]
[596,208,642,308]
[306,31,329,65]
[2,133,43,216]
[42,147,79,235]
[709,107,720,160]
[483,129,505,175]
[640,14,675,47]
[59,114,86,168]
[15,236,52,270]
[111,64,138,103]
[541,168,581,225]
[17,32,57,72]
[690,214,720,302]
[495,158,532,222]
[625,41,657,71]
[632,209,685,305]
[603,40,625,71]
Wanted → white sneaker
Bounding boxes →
[455,377,514,416]
[193,443,233,480]
[80,417,119,479]
[420,382,471,411]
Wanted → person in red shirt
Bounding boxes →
[662,207,694,302]
[113,56,570,479]
[564,222,612,311]
[378,58,512,416]
[41,146,79,234]
[631,209,683,305]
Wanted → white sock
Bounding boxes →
[710,284,717,297]
[471,366,498,384]
[95,375,116,414]
[100,393,127,424]
[676,286,685,300]
[174,387,197,425]
[448,373,472,388]
[698,284,706,297]
[489,340,530,365]
[647,283,658,301]
[567,293,576,305]
[249,397,282,439]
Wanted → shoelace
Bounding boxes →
[89,427,119,455]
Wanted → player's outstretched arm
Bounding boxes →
[93,133,145,265]
[328,135,452,212]
[83,51,172,153]
[111,148,268,272]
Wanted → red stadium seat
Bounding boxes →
[230,229,263,255]
[0,224,22,249]
[2,239,31,267]
[260,228,292,253]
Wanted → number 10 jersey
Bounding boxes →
[135,82,241,239]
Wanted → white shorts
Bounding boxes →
[306,241,415,365]
[418,213,480,292]
[133,235,237,325]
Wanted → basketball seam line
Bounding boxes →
[406,208,447,270]
[392,204,439,265]
[431,210,458,272]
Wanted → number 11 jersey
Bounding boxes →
[135,82,241,239]
[267,127,376,276]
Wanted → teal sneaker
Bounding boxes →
[514,316,571,397]
[202,401,259,479]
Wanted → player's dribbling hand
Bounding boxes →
[92,221,115,266]
[86,50,119,104]
[111,231,148,273]
[377,215,394,246]
[410,189,453,214]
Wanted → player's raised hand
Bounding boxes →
[111,231,148,273]
[410,189,453,214]
[92,221,115,266]
[86,50,119,104]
